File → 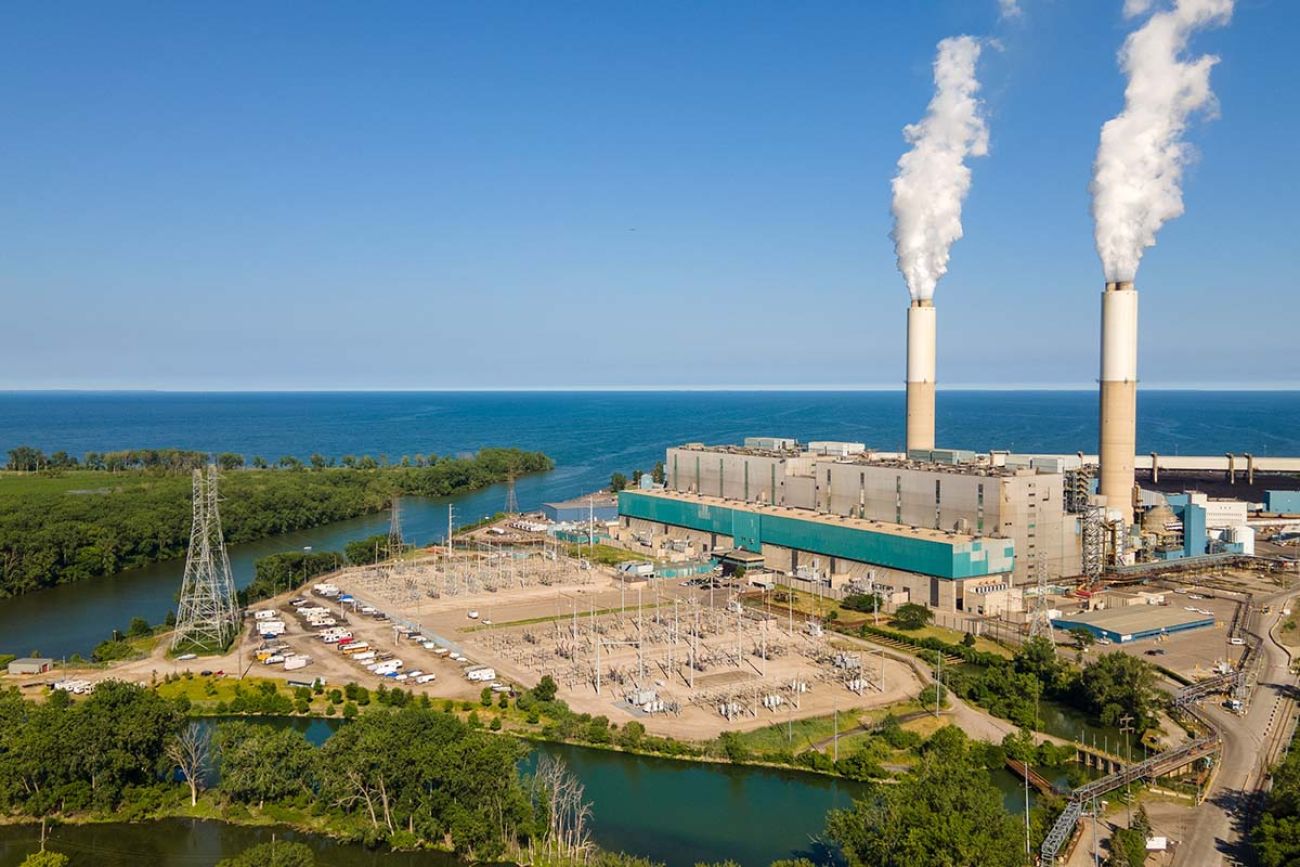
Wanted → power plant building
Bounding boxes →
[618,488,1015,612]
[653,440,1084,600]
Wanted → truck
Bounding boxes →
[617,561,654,578]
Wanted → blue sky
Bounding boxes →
[0,1,1295,390]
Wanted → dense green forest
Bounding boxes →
[1254,728,1300,866]
[0,447,551,598]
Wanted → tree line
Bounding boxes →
[5,445,552,477]
[0,447,551,598]
[1254,728,1300,866]
[0,681,560,861]
[0,676,1066,867]
[850,616,1162,736]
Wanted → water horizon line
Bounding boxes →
[2,383,1300,395]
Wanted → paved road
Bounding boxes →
[1175,589,1299,866]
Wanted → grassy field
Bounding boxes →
[566,542,650,567]
[1279,615,1300,649]
[732,699,929,754]
[0,470,175,497]
[885,624,1012,658]
[759,588,1012,658]
[156,674,296,706]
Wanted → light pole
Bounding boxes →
[1119,714,1135,829]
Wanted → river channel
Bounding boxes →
[0,490,519,661]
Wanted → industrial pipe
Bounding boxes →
[1151,452,1159,484]
[906,299,937,453]
[1226,453,1236,485]
[1246,453,1255,485]
[1098,281,1138,519]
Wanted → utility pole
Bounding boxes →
[1023,755,1031,860]
[447,504,455,556]
[1119,714,1135,828]
[1091,795,1100,867]
[933,651,943,717]
[833,692,839,763]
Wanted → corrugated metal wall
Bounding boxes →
[618,492,1015,580]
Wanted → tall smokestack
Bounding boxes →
[1090,0,1233,521]
[1098,280,1138,515]
[906,300,937,452]
[890,36,986,454]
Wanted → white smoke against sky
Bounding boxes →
[891,36,989,302]
[1091,0,1234,281]
[999,0,1022,20]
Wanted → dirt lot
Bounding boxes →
[329,557,922,740]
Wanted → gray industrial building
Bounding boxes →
[666,440,1082,584]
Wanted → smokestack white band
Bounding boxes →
[1098,281,1138,520]
[1100,281,1137,383]
[906,301,937,453]
[907,301,937,384]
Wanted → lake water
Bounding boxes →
[4,389,1300,657]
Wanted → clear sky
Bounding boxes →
[1,1,1295,390]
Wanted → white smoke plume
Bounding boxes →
[1091,0,1234,281]
[999,0,1022,20]
[891,36,989,302]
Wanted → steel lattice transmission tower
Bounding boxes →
[1081,504,1106,584]
[173,465,239,650]
[387,497,405,560]
[1027,554,1057,650]
[504,472,519,515]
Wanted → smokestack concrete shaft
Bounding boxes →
[907,300,937,452]
[1099,281,1138,518]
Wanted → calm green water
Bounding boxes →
[0,819,462,867]
[184,717,864,867]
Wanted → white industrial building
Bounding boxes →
[665,440,1083,584]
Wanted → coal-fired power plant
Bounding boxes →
[1098,280,1138,518]
[906,299,937,452]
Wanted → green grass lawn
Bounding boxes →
[0,469,176,497]
[758,589,1011,658]
[566,542,653,567]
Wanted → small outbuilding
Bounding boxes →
[8,657,53,676]
[1052,606,1214,644]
